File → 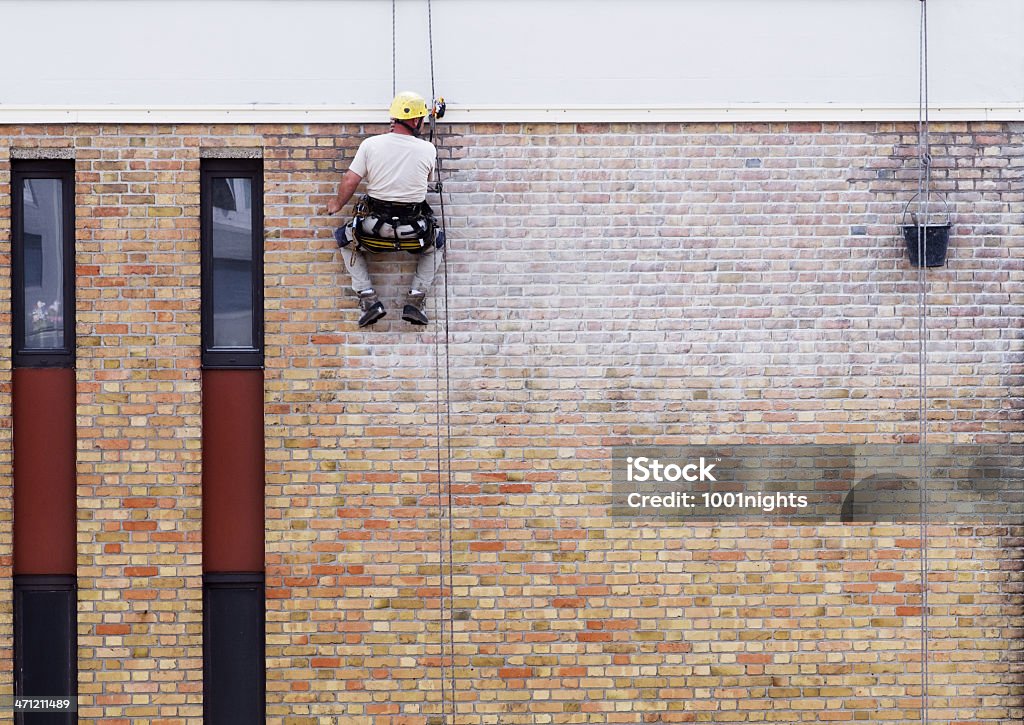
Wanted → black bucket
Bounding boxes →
[901,224,951,268]
[899,192,952,268]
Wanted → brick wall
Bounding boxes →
[0,121,1020,723]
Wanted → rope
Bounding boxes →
[432,270,451,724]
[432,199,456,724]
[915,2,931,724]
[386,2,455,717]
[427,0,437,108]
[426,0,457,720]
[391,0,397,97]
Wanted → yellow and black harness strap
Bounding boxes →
[351,196,437,254]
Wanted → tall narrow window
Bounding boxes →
[201,157,266,722]
[200,159,264,368]
[12,161,75,366]
[12,159,78,722]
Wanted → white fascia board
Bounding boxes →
[0,104,1021,124]
[448,104,1024,123]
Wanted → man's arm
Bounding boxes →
[321,170,363,215]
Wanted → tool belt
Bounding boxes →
[349,195,439,254]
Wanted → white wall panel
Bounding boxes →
[0,0,1020,119]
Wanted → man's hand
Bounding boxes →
[319,170,363,216]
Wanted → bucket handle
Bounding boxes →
[900,191,951,228]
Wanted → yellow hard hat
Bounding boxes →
[389,91,429,120]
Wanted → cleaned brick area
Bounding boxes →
[0,122,1020,723]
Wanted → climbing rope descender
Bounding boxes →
[428,97,447,213]
[430,97,450,251]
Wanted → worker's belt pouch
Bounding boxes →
[351,195,438,254]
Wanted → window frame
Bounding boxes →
[14,574,77,725]
[203,572,266,723]
[11,160,76,368]
[200,159,264,369]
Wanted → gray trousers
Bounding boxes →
[339,225,444,294]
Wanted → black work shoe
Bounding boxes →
[357,290,386,327]
[401,291,429,325]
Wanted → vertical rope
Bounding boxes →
[432,202,456,724]
[441,204,456,725]
[427,1,457,720]
[433,277,450,722]
[916,2,931,725]
[427,0,437,107]
[391,0,397,97]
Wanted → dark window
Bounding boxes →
[203,573,265,723]
[12,162,75,367]
[14,575,77,725]
[24,233,43,287]
[201,159,263,368]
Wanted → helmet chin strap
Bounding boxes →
[395,119,422,137]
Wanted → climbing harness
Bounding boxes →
[345,195,442,253]
[914,2,931,724]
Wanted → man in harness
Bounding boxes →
[322,91,444,327]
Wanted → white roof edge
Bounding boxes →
[0,104,1021,124]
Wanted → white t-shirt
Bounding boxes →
[349,132,437,204]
